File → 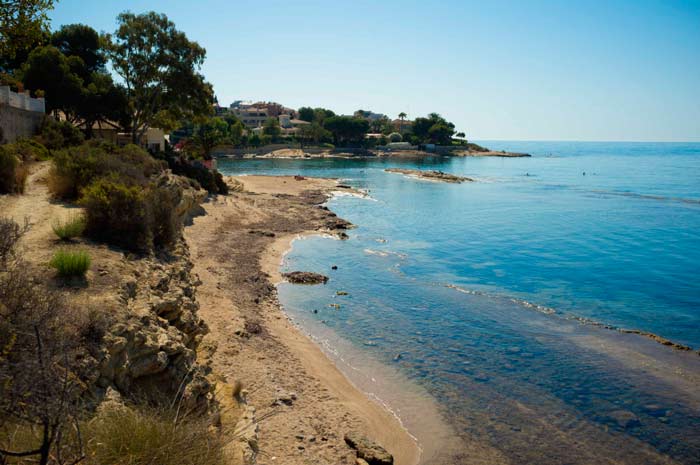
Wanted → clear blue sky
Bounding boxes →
[49,0,700,141]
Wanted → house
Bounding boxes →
[354,110,387,121]
[392,119,412,134]
[0,86,45,143]
[70,117,167,152]
[232,105,269,129]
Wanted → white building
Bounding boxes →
[0,86,45,143]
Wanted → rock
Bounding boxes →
[331,265,338,270]
[385,168,473,183]
[344,432,393,465]
[283,271,329,285]
[336,291,349,296]
[273,391,297,406]
[608,410,641,429]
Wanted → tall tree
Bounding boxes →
[107,11,214,143]
[298,106,314,122]
[297,123,330,148]
[262,117,281,139]
[20,45,83,115]
[324,116,369,146]
[398,111,407,133]
[0,0,56,72]
[411,113,455,145]
[191,117,229,160]
[51,23,106,75]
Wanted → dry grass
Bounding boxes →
[86,407,225,465]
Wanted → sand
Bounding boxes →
[183,175,446,464]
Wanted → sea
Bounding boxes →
[218,141,700,464]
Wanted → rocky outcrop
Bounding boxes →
[283,271,329,285]
[152,171,208,224]
[344,432,394,465]
[96,241,212,413]
[385,168,473,183]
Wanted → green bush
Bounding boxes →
[11,138,50,161]
[37,117,85,153]
[87,407,225,465]
[49,143,165,200]
[49,249,91,277]
[147,182,181,249]
[0,145,27,194]
[81,177,151,251]
[52,214,86,240]
[167,156,228,194]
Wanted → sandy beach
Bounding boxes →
[183,175,455,464]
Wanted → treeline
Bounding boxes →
[2,6,213,145]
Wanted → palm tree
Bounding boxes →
[398,112,407,133]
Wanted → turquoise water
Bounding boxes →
[218,142,700,464]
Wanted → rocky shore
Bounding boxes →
[385,168,474,183]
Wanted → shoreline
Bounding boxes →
[184,175,456,464]
[214,147,530,160]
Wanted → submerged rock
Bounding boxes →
[608,410,641,429]
[344,432,393,465]
[282,271,329,285]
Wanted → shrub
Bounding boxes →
[37,117,85,153]
[146,182,181,249]
[49,249,91,277]
[87,407,225,465]
[49,143,165,200]
[12,138,50,161]
[81,177,151,251]
[388,132,403,143]
[167,156,227,195]
[52,214,86,240]
[1,218,107,463]
[0,145,27,194]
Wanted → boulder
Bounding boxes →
[344,432,393,465]
[283,271,329,285]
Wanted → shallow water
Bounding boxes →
[219,142,700,464]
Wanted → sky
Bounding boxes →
[48,0,700,142]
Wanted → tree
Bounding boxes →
[312,108,335,125]
[298,107,314,122]
[411,113,455,145]
[223,115,245,146]
[324,116,369,146]
[51,23,106,76]
[21,42,127,136]
[108,12,214,144]
[262,117,281,140]
[297,123,331,148]
[0,0,55,72]
[20,45,83,115]
[455,132,466,144]
[191,117,229,160]
[398,112,407,133]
